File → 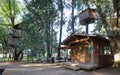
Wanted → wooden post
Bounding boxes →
[78,46,80,62]
[86,24,89,34]
[84,46,87,63]
[66,49,68,62]
[91,41,94,65]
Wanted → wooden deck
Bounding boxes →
[63,62,98,70]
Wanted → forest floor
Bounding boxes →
[0,62,120,75]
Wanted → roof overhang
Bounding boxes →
[61,34,109,45]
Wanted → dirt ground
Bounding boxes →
[0,62,120,75]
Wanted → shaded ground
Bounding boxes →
[0,62,120,75]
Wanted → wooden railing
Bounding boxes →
[8,39,16,45]
[9,29,21,38]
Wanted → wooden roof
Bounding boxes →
[79,8,95,15]
[12,24,21,29]
[61,34,109,45]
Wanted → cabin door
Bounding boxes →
[94,44,98,65]
[86,44,98,65]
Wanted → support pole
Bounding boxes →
[91,41,94,65]
[66,49,68,62]
[86,24,89,34]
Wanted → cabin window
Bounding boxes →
[73,49,78,54]
[80,46,84,52]
[103,46,112,55]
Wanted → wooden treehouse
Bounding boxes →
[79,8,96,34]
[79,8,95,25]
[59,34,114,70]
[8,24,21,47]
[59,8,114,70]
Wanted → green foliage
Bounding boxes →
[0,0,28,61]
[108,28,120,39]
[0,26,9,54]
[19,0,58,59]
[0,0,21,26]
[0,26,8,38]
[66,0,83,34]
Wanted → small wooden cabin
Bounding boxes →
[79,8,95,25]
[60,34,114,70]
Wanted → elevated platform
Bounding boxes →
[63,62,98,70]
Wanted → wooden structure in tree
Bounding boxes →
[79,8,95,34]
[8,24,21,47]
[79,8,95,25]
[59,34,114,70]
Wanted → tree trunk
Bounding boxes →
[71,0,75,33]
[45,6,51,62]
[19,51,23,60]
[110,39,120,66]
[13,47,23,61]
[110,39,120,54]
[58,0,63,57]
[50,22,53,56]
[8,49,12,62]
[46,30,51,62]
[13,47,18,61]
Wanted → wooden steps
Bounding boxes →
[63,62,97,70]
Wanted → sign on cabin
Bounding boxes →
[88,45,92,53]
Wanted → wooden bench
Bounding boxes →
[0,68,5,75]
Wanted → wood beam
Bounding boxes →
[59,37,90,50]
[68,37,89,45]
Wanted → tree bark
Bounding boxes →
[110,39,120,53]
[71,0,75,33]
[46,29,51,62]
[58,0,63,57]
[45,6,51,62]
[13,47,23,61]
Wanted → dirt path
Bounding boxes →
[1,62,120,75]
